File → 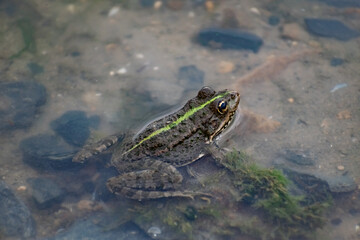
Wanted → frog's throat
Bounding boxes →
[123,92,229,155]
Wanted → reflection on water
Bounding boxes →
[0,0,359,239]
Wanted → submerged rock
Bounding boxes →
[330,58,344,67]
[283,168,357,195]
[45,213,150,240]
[20,134,80,170]
[0,181,36,238]
[282,149,315,166]
[50,111,100,147]
[27,178,65,209]
[196,28,263,52]
[0,81,46,132]
[304,18,360,41]
[177,65,204,90]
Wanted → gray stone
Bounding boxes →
[50,111,100,147]
[0,181,36,238]
[283,149,315,166]
[20,134,81,170]
[305,18,360,41]
[197,28,263,53]
[0,81,46,132]
[27,178,65,209]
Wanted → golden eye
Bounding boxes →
[217,100,228,114]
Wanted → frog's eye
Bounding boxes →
[217,100,228,114]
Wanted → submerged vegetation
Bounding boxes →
[224,150,330,239]
[100,150,330,240]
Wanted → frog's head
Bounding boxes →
[190,86,240,142]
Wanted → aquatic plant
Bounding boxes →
[224,150,330,239]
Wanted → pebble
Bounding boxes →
[0,81,46,132]
[268,15,280,26]
[108,6,120,17]
[0,181,36,238]
[27,178,65,209]
[147,226,162,238]
[287,98,294,103]
[196,28,263,53]
[154,1,162,9]
[205,1,214,12]
[117,67,127,74]
[17,185,27,191]
[217,61,235,73]
[337,165,345,171]
[250,7,260,15]
[281,23,309,41]
[337,110,351,119]
[305,18,360,41]
[330,58,344,67]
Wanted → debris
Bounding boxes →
[108,6,120,17]
[337,110,351,119]
[330,83,347,93]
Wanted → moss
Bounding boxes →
[224,150,330,239]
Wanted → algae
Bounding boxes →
[223,150,330,239]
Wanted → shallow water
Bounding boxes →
[0,0,359,239]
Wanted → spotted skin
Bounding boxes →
[73,86,240,200]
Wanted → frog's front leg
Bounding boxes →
[107,160,207,201]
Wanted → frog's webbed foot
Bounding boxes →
[73,134,124,163]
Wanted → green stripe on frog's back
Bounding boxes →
[123,92,228,155]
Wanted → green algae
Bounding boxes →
[223,150,330,239]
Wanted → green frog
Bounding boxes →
[73,86,240,200]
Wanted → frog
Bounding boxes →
[73,86,240,201]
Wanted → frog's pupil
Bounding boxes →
[220,101,227,110]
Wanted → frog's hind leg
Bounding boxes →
[107,160,204,200]
[73,134,124,163]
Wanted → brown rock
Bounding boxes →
[282,23,310,41]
